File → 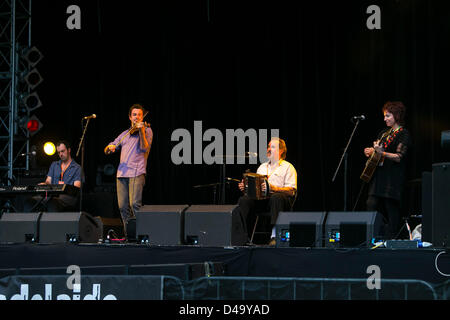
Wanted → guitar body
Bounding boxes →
[360,129,394,183]
[360,151,382,183]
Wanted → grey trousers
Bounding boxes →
[116,175,145,236]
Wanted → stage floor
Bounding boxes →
[1,243,450,286]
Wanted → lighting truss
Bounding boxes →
[0,0,32,184]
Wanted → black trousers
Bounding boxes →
[366,195,401,240]
[238,192,294,237]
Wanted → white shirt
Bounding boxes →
[256,159,297,190]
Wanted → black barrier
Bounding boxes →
[0,274,441,300]
[186,276,438,300]
[0,275,184,300]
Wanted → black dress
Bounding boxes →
[366,127,412,239]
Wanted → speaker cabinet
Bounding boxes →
[324,211,383,248]
[39,212,102,243]
[421,171,432,242]
[275,211,326,247]
[432,163,450,247]
[184,205,247,246]
[0,212,41,243]
[136,205,189,245]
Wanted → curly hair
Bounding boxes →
[382,101,406,125]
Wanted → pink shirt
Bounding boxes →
[110,127,153,178]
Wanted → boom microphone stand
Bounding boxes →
[216,154,254,204]
[76,117,93,212]
[331,117,363,211]
[192,154,251,204]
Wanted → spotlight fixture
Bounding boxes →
[43,142,56,156]
[23,114,43,136]
[22,92,42,112]
[22,46,44,68]
[24,68,43,90]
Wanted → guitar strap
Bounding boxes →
[379,128,393,144]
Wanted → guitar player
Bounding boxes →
[363,101,412,240]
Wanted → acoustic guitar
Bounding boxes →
[360,129,392,183]
[360,149,383,182]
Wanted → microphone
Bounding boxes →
[20,151,37,157]
[246,152,258,157]
[351,115,366,121]
[83,114,97,120]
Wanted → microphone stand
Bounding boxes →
[76,117,92,212]
[216,154,253,204]
[193,179,241,204]
[193,154,252,204]
[331,118,362,211]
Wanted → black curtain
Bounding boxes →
[27,0,450,217]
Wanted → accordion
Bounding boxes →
[243,173,269,200]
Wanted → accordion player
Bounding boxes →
[243,172,270,200]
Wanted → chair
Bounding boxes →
[249,191,297,245]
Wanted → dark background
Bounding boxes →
[24,0,450,218]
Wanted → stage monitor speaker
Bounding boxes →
[184,205,247,246]
[421,171,432,242]
[0,212,41,243]
[39,212,102,243]
[136,205,189,245]
[275,211,326,248]
[432,163,450,247]
[324,211,383,248]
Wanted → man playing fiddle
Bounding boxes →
[104,104,153,239]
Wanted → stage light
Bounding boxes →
[44,142,56,156]
[27,119,39,132]
[23,114,43,136]
[22,92,42,112]
[22,46,44,68]
[24,68,43,90]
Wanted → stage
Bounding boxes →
[1,243,450,298]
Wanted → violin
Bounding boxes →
[104,121,151,155]
[129,121,151,134]
[104,111,151,155]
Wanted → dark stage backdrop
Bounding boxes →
[25,0,450,217]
